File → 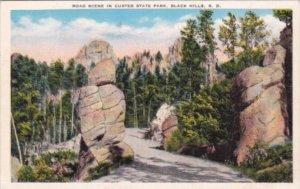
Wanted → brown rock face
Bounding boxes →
[167,38,183,66]
[149,103,178,149]
[75,41,133,181]
[232,44,290,164]
[88,59,116,86]
[161,114,178,149]
[75,40,116,70]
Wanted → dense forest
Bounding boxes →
[12,9,292,182]
[11,57,87,164]
[116,10,271,145]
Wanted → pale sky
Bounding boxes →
[11,9,285,63]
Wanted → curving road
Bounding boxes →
[93,128,252,182]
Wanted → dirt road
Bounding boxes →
[93,128,252,182]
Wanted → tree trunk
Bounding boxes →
[147,100,152,124]
[63,117,67,141]
[71,89,75,136]
[11,114,23,165]
[52,104,56,144]
[59,90,62,143]
[133,84,138,128]
[43,95,47,122]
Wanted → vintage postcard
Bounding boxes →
[0,1,300,189]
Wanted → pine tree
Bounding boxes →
[218,12,238,60]
[239,10,270,50]
[155,51,163,64]
[273,9,292,26]
[181,18,206,100]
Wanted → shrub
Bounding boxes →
[17,166,34,182]
[220,49,264,79]
[165,129,185,152]
[255,161,292,182]
[17,150,78,182]
[240,143,293,182]
[85,161,112,181]
[85,155,134,181]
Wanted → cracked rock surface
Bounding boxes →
[232,45,290,164]
[75,40,133,180]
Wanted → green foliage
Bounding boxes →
[239,11,270,50]
[174,88,221,148]
[11,54,88,160]
[273,9,292,26]
[155,51,163,63]
[166,79,235,152]
[85,155,134,181]
[17,151,77,182]
[197,10,217,55]
[181,18,207,99]
[240,143,293,182]
[255,161,292,182]
[86,161,112,181]
[220,49,264,79]
[218,12,238,59]
[17,166,34,182]
[165,129,185,152]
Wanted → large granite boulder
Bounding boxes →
[47,134,81,154]
[11,156,21,182]
[75,41,133,180]
[167,38,183,66]
[75,40,116,70]
[232,45,290,164]
[88,59,116,86]
[149,103,178,149]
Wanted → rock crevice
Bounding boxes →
[232,26,292,164]
[75,40,133,180]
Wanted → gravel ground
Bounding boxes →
[93,128,252,182]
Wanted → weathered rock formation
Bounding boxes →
[124,51,169,73]
[167,38,183,66]
[75,40,117,71]
[46,134,81,154]
[232,26,292,164]
[11,156,21,182]
[203,54,226,85]
[148,103,178,149]
[75,40,133,180]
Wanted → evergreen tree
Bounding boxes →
[218,12,238,59]
[75,64,88,88]
[239,11,270,50]
[197,10,217,56]
[273,9,292,26]
[155,51,163,64]
[181,18,206,100]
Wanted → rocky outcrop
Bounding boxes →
[75,40,133,180]
[74,40,117,70]
[47,134,81,154]
[203,54,225,85]
[279,26,293,137]
[88,59,116,85]
[124,51,169,73]
[148,103,178,149]
[167,38,183,66]
[232,26,292,164]
[11,156,21,182]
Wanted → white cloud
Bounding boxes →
[12,16,186,62]
[179,14,195,21]
[12,14,286,63]
[262,14,286,40]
